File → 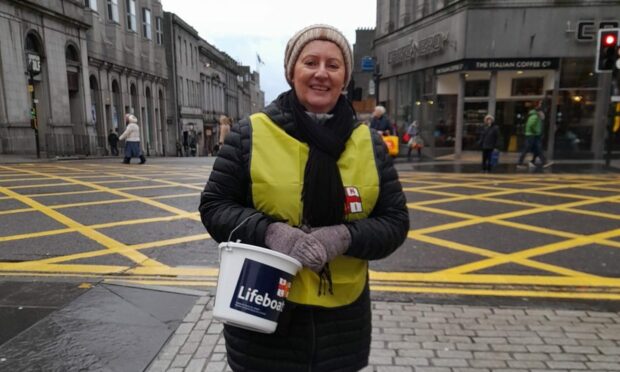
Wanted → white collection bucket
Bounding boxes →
[213,241,301,334]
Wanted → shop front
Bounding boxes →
[374,2,619,160]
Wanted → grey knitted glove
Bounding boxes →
[289,225,352,272]
[310,225,351,262]
[264,222,306,255]
[289,234,327,273]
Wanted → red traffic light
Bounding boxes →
[604,34,617,46]
[596,29,620,72]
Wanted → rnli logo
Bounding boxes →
[344,186,363,215]
[277,278,291,298]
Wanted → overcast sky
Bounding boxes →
[161,0,376,105]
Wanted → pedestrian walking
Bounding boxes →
[517,101,551,169]
[107,129,119,156]
[218,115,232,149]
[199,24,409,371]
[479,114,499,172]
[119,113,146,164]
[406,120,423,161]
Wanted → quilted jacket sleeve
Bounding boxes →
[344,130,409,260]
[198,119,274,246]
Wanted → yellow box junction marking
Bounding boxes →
[0,164,619,300]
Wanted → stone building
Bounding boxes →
[0,0,92,156]
[86,0,167,156]
[163,12,263,157]
[0,0,167,157]
[374,0,620,159]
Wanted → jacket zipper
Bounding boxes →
[309,309,315,372]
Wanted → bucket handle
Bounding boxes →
[227,212,261,243]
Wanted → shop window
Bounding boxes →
[463,102,487,150]
[560,58,597,88]
[465,80,489,97]
[554,89,597,154]
[511,77,544,96]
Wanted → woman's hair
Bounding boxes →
[374,106,386,116]
[219,115,231,125]
[484,114,494,122]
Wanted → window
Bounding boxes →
[511,77,544,96]
[107,0,119,22]
[142,8,152,39]
[156,17,163,45]
[560,58,597,89]
[126,0,136,31]
[85,0,97,11]
[465,80,489,97]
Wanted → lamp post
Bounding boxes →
[26,52,41,158]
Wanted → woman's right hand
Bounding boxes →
[264,222,306,255]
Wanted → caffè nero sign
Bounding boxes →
[388,32,449,65]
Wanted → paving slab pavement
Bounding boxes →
[147,295,620,372]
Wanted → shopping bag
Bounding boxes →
[382,136,399,157]
[490,149,500,167]
[402,133,411,143]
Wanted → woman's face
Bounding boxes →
[292,40,345,113]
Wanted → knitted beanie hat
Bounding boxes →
[125,113,137,124]
[284,24,353,90]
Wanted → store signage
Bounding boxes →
[435,58,560,75]
[361,56,375,72]
[566,20,620,41]
[388,32,449,65]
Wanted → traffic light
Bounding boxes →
[596,29,619,73]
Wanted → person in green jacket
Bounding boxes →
[517,101,550,168]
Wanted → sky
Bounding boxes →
[161,0,376,104]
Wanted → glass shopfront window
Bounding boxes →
[465,80,489,97]
[555,89,596,154]
[555,58,598,156]
[435,95,456,148]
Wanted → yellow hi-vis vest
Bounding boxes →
[249,112,380,307]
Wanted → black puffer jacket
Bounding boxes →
[199,98,409,371]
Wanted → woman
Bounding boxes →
[199,24,409,371]
[479,114,499,172]
[406,120,423,161]
[218,115,232,147]
[118,113,146,164]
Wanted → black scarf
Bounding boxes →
[279,90,355,227]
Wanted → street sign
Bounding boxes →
[26,53,41,74]
[361,56,375,72]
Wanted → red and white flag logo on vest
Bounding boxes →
[344,186,363,215]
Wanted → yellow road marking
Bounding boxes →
[0,181,164,268]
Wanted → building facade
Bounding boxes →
[0,0,92,156]
[0,0,167,157]
[86,0,168,156]
[164,12,263,156]
[375,0,620,159]
[351,28,377,116]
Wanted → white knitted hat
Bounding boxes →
[125,113,137,124]
[284,24,353,90]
